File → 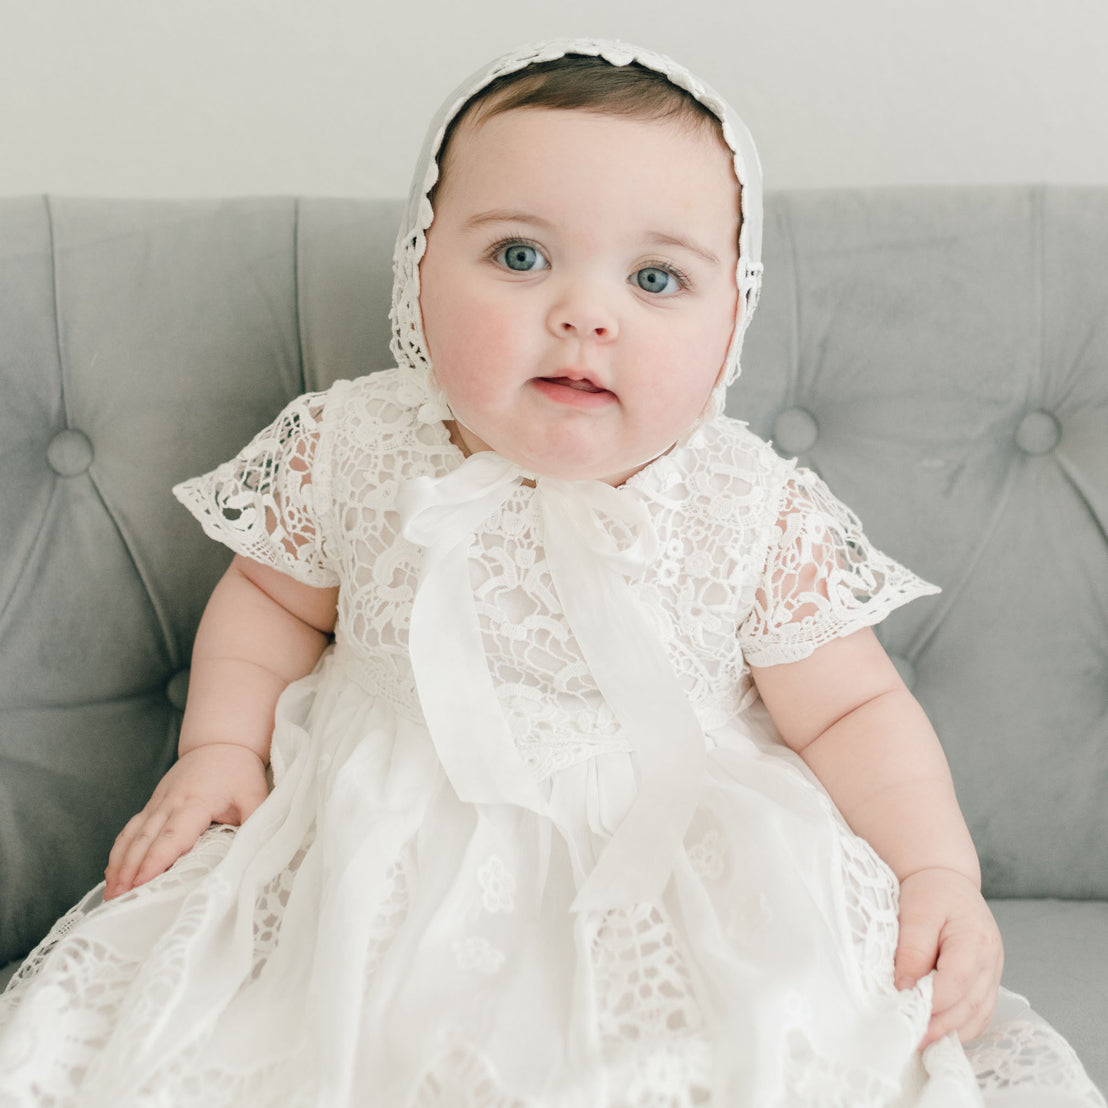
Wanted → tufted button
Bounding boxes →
[166,669,190,712]
[773,407,819,454]
[889,653,917,690]
[1015,410,1061,455]
[46,429,94,476]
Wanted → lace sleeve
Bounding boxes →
[173,390,339,587]
[739,467,939,667]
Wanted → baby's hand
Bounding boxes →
[104,744,269,900]
[894,867,1004,1048]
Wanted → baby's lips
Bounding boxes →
[542,376,607,394]
[538,367,614,394]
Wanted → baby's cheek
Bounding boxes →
[637,378,716,447]
[661,348,719,413]
[453,301,526,366]
[479,317,532,368]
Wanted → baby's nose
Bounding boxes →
[558,318,611,338]
[547,289,619,341]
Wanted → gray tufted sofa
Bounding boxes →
[1,191,1105,1091]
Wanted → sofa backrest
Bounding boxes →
[1,190,1106,966]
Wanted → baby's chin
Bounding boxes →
[449,418,677,486]
[498,444,671,487]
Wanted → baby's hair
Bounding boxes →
[432,54,736,210]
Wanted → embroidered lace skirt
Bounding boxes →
[0,660,1103,1107]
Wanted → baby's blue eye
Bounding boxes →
[635,266,680,295]
[496,243,548,272]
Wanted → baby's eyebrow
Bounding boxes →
[464,210,553,231]
[645,232,722,267]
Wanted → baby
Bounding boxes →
[4,38,1102,1108]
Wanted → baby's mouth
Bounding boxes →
[539,376,609,394]
[532,373,617,408]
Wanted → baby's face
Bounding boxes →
[419,106,740,485]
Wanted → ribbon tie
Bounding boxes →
[398,452,706,910]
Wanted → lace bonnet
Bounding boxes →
[389,37,764,425]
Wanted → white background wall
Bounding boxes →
[2,0,1106,198]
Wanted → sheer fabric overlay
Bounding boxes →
[1,370,1102,1107]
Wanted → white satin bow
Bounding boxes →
[398,452,706,911]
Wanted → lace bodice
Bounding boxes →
[175,368,936,784]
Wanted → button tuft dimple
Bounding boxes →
[47,429,94,476]
[1015,410,1061,455]
[166,670,191,712]
[889,654,917,690]
[773,407,819,454]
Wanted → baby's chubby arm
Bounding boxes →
[750,628,1003,1048]
[104,555,338,899]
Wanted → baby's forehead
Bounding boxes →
[440,104,740,204]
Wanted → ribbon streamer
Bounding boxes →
[538,481,706,910]
[399,454,548,814]
[398,452,707,910]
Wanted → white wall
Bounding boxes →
[2,0,1106,198]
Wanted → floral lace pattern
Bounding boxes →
[174,396,337,588]
[739,470,940,665]
[175,369,935,779]
[782,1029,905,1107]
[972,1018,1108,1104]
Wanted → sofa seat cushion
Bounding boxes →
[989,897,1108,1095]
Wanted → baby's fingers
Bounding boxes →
[890,930,935,992]
[105,810,162,898]
[923,978,995,1047]
[105,805,212,899]
[921,929,1004,1046]
[894,915,941,991]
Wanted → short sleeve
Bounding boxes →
[738,466,939,667]
[173,390,340,587]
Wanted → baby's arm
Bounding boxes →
[750,628,1003,1047]
[104,555,338,899]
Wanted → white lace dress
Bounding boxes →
[0,368,1102,1108]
